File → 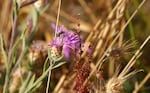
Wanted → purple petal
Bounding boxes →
[87,45,92,55]
[50,23,82,56]
[51,23,65,34]
[63,45,71,59]
[51,23,56,31]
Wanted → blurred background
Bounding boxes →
[0,0,150,93]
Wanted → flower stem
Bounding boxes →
[3,11,18,93]
[46,67,52,93]
[54,0,61,39]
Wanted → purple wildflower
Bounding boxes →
[50,23,81,59]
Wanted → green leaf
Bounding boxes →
[43,57,49,72]
[0,34,8,68]
[24,65,53,93]
[26,75,36,90]
[30,82,42,93]
[54,55,64,62]
[13,0,19,16]
[38,4,50,14]
[26,6,39,45]
[48,49,52,60]
[52,61,66,69]
[19,72,33,93]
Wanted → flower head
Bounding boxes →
[50,23,81,59]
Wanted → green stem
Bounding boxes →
[54,0,61,39]
[24,62,53,93]
[3,72,9,93]
[46,65,52,93]
[3,8,18,93]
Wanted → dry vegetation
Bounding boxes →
[0,0,150,93]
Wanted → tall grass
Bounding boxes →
[0,0,150,93]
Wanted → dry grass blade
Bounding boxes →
[78,0,97,23]
[106,69,143,93]
[46,0,62,93]
[119,35,150,78]
[133,72,150,93]
[83,0,146,87]
[53,75,66,93]
[105,34,150,93]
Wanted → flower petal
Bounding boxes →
[51,23,65,34]
[63,45,71,59]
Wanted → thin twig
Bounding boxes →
[119,34,150,78]
[20,0,38,8]
[8,15,18,66]
[46,0,62,93]
[78,0,97,24]
[3,7,18,93]
[133,72,150,93]
[53,75,66,93]
[54,0,61,39]
[46,65,52,93]
[50,8,91,32]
